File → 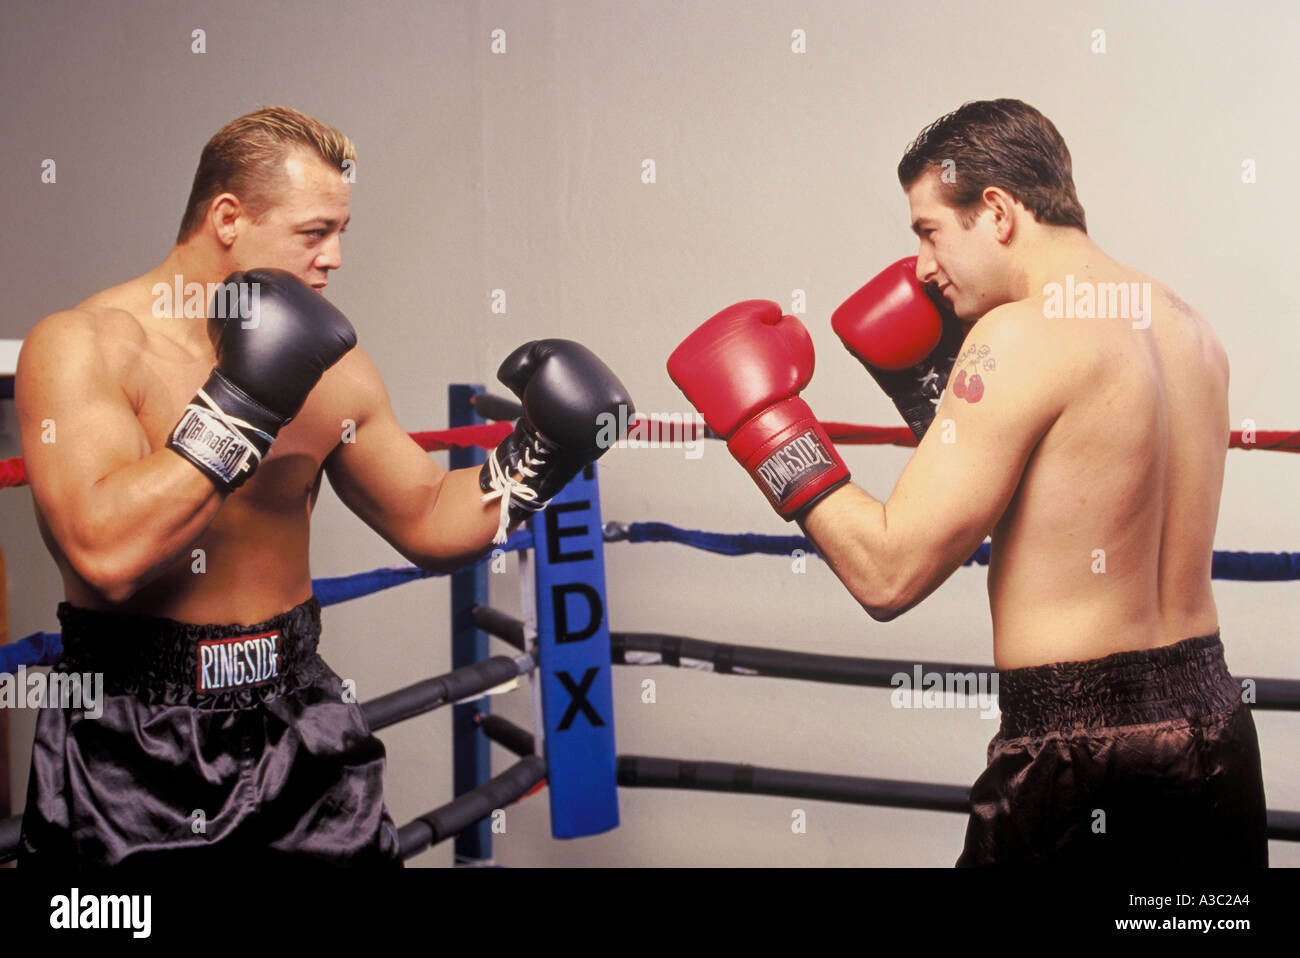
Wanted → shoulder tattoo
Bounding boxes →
[952,343,995,403]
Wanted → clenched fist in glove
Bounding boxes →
[480,340,634,543]
[831,257,965,442]
[668,300,849,520]
[168,269,357,492]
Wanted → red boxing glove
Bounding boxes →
[668,300,850,519]
[832,257,964,441]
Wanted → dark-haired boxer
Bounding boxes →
[15,106,632,868]
[669,98,1267,867]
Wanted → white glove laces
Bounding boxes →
[480,431,558,544]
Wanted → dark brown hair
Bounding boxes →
[898,99,1086,232]
[176,106,355,243]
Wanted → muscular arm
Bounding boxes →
[16,311,225,602]
[800,305,1064,620]
[323,347,511,572]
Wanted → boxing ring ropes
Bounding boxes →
[0,374,1297,865]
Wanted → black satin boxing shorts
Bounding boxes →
[958,632,1268,868]
[19,596,402,870]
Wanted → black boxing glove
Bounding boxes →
[480,340,634,543]
[167,268,357,492]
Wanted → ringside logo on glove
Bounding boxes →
[743,421,832,509]
[167,268,357,492]
[754,429,839,506]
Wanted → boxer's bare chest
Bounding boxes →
[112,314,335,512]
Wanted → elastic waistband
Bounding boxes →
[54,596,323,708]
[997,632,1241,738]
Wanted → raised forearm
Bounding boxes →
[415,466,521,572]
[75,451,225,601]
[344,339,630,574]
[803,479,977,621]
[799,483,901,619]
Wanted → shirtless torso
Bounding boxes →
[805,250,1231,671]
[986,259,1229,668]
[17,259,506,629]
[19,272,361,623]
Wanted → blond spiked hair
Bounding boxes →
[176,105,355,243]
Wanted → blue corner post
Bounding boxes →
[531,462,620,838]
[449,384,492,864]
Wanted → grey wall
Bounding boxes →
[1,0,1295,867]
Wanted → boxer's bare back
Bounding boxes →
[981,257,1230,668]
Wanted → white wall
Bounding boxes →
[1,0,1295,867]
